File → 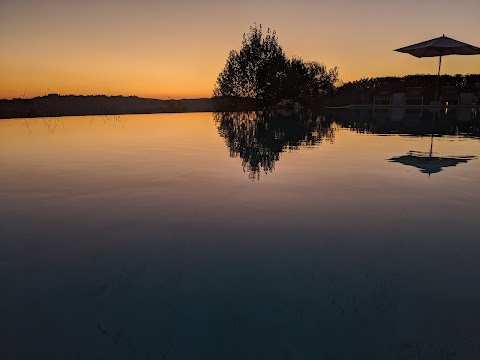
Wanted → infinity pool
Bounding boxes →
[1,111,480,359]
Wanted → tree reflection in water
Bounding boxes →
[214,111,335,180]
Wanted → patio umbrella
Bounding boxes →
[394,35,480,101]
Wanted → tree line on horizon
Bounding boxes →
[330,73,480,106]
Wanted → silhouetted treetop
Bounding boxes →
[214,24,287,104]
[214,24,339,108]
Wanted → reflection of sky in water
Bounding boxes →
[1,113,480,359]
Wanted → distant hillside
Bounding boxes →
[0,94,216,119]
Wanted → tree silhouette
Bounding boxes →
[214,24,339,108]
[283,58,339,105]
[214,24,287,106]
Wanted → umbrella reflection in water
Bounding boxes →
[388,150,476,175]
[388,114,478,175]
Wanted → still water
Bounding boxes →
[1,110,480,359]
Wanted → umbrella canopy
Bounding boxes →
[395,35,480,101]
[395,35,480,58]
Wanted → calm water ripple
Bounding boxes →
[1,111,480,359]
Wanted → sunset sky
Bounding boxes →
[1,0,479,100]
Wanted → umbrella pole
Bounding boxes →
[435,55,442,102]
[432,46,443,157]
[429,132,434,157]
[429,111,436,158]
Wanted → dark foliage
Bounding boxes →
[328,74,480,106]
[214,24,286,104]
[214,24,339,108]
[283,58,339,105]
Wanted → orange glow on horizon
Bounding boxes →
[1,0,479,100]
